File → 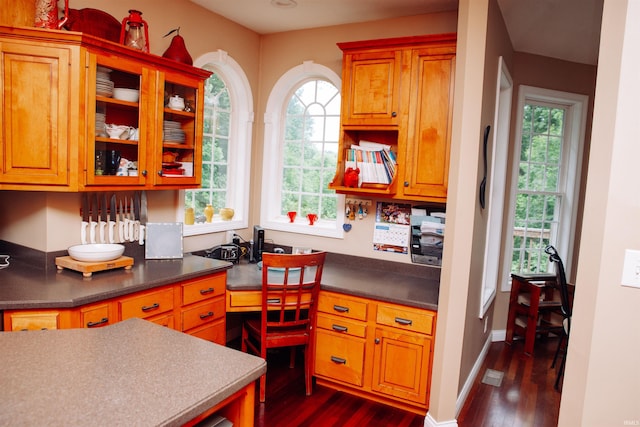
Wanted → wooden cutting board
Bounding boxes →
[55,256,134,277]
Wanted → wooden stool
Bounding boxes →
[505,273,562,355]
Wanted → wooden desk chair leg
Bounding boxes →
[290,347,296,369]
[304,343,313,396]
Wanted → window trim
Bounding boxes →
[480,56,512,317]
[501,85,587,291]
[181,50,254,236]
[260,60,345,238]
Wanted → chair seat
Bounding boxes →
[244,318,310,348]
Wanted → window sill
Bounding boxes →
[261,218,344,239]
[183,218,245,237]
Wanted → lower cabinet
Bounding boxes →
[2,272,227,346]
[313,291,436,414]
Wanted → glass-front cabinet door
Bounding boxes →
[152,70,204,187]
[85,53,149,186]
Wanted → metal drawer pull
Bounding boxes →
[333,304,349,313]
[199,311,214,319]
[199,287,215,295]
[395,317,413,326]
[141,303,160,312]
[267,298,281,304]
[330,356,347,364]
[87,317,109,327]
[332,324,348,333]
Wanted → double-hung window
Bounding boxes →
[502,86,587,289]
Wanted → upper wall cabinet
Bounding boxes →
[0,25,210,192]
[329,34,456,203]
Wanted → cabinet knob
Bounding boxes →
[391,112,397,117]
[141,170,147,176]
[157,170,163,176]
[375,338,381,344]
[404,181,409,187]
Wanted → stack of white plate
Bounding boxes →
[96,66,114,97]
[163,120,185,143]
[95,112,106,137]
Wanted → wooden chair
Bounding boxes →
[241,251,326,403]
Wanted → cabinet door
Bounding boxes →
[402,47,455,200]
[0,42,75,187]
[372,327,432,404]
[85,54,149,187]
[341,50,402,126]
[151,70,204,187]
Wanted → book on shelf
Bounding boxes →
[345,141,397,185]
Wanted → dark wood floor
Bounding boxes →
[243,337,562,427]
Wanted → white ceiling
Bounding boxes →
[190,0,603,65]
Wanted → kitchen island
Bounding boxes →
[0,317,266,426]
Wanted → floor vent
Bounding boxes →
[481,369,504,387]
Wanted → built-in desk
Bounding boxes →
[225,253,440,312]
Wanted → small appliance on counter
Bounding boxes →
[253,225,265,262]
[410,212,445,266]
[204,244,242,264]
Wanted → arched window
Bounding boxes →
[182,50,253,236]
[261,61,344,238]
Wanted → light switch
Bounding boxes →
[621,249,640,288]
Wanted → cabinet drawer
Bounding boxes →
[181,298,225,331]
[318,292,368,321]
[316,313,366,338]
[376,304,435,335]
[9,312,59,331]
[188,319,226,345]
[119,287,174,320]
[148,313,174,329]
[80,303,111,328]
[182,274,226,306]
[315,329,365,386]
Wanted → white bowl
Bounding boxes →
[68,244,125,262]
[113,88,139,102]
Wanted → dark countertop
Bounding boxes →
[0,246,439,311]
[227,252,440,311]
[0,254,233,310]
[0,318,266,426]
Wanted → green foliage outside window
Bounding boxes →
[282,80,340,221]
[511,103,565,274]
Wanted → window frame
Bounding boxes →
[181,50,253,236]
[260,61,345,238]
[501,85,588,291]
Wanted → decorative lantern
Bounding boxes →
[119,10,149,52]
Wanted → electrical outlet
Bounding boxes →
[621,249,640,288]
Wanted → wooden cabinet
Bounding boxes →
[0,37,81,188]
[329,34,456,203]
[6,311,62,331]
[2,271,227,346]
[179,275,226,345]
[313,291,436,414]
[0,25,210,191]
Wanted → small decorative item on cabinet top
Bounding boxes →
[34,0,69,29]
[119,9,149,52]
[162,27,193,66]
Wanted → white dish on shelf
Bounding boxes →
[68,243,124,262]
[113,88,140,102]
